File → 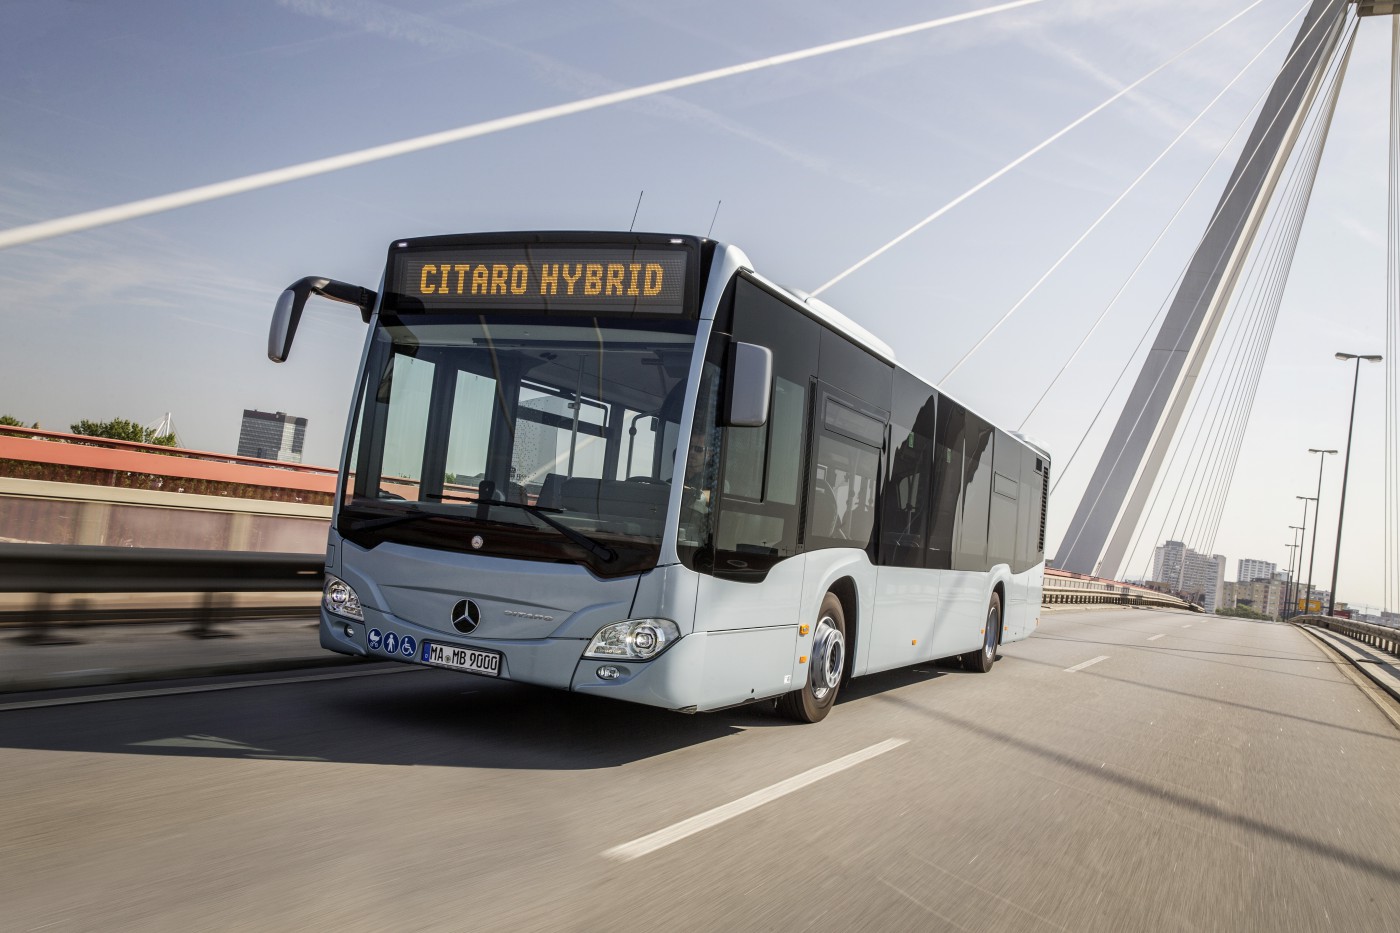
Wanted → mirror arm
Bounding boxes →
[303,277,378,323]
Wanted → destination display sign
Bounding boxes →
[386,245,691,316]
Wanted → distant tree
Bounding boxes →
[70,418,177,447]
[1217,605,1270,621]
[0,414,24,427]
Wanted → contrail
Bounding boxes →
[810,0,1265,300]
[0,0,1044,250]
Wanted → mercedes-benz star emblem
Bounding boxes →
[471,535,484,550]
[451,598,481,634]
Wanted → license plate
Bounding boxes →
[421,641,501,677]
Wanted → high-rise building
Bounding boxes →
[238,410,307,463]
[1237,558,1276,583]
[1152,540,1225,612]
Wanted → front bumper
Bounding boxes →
[319,608,704,710]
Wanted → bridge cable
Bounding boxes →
[1045,4,1344,507]
[1175,98,1328,549]
[1018,3,1308,433]
[808,0,1267,301]
[1051,7,1353,568]
[1124,17,1354,578]
[0,0,1046,251]
[1129,110,1321,578]
[1127,27,1355,581]
[1136,23,1353,578]
[936,2,1306,385]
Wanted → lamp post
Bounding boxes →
[1295,496,1316,615]
[1328,352,1383,616]
[1282,543,1298,620]
[1287,525,1304,618]
[1304,449,1336,617]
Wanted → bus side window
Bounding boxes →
[881,371,937,568]
[707,277,819,579]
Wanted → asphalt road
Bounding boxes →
[1,607,1397,932]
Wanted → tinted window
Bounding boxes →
[819,327,892,411]
[928,394,965,570]
[881,370,937,568]
[706,277,820,579]
[955,413,993,571]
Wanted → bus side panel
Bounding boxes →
[1003,562,1044,642]
[694,557,805,708]
[867,565,940,674]
[696,627,801,711]
[932,570,993,660]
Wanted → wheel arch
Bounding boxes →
[826,575,859,679]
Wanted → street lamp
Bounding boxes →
[1283,542,1299,620]
[1295,496,1316,615]
[1329,352,1383,616]
[1304,449,1336,618]
[1287,524,1304,618]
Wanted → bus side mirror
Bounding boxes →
[269,281,312,362]
[723,341,773,427]
[269,276,378,363]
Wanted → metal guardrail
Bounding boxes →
[0,544,323,594]
[1294,614,1400,657]
[0,544,324,644]
[1041,582,1198,611]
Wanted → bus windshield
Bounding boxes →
[339,314,698,576]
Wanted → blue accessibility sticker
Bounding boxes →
[400,635,417,658]
[367,628,382,650]
[383,631,399,655]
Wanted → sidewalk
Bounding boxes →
[1,616,354,693]
[1301,623,1400,705]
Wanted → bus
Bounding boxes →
[269,231,1050,722]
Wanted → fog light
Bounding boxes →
[597,665,622,680]
[345,624,356,638]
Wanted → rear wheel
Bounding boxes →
[961,592,1001,673]
[778,593,846,723]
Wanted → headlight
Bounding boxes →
[584,618,680,660]
[323,574,363,621]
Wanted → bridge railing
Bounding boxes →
[1042,569,1199,611]
[0,544,323,643]
[1294,614,1400,658]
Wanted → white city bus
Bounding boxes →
[270,232,1049,722]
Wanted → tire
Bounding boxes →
[778,593,847,723]
[961,592,1001,673]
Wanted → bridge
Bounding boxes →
[3,1,1400,930]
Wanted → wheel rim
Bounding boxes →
[810,615,845,700]
[984,607,998,660]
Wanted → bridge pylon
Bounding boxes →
[1056,0,1352,578]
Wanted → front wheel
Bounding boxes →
[778,593,846,723]
[961,592,1001,673]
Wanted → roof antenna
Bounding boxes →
[628,190,644,232]
[706,200,722,239]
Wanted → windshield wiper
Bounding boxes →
[427,493,616,562]
[346,506,442,533]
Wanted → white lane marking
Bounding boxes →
[0,665,419,712]
[1064,655,1110,673]
[1148,634,1165,642]
[1183,624,1193,629]
[604,738,908,861]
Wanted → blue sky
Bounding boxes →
[1,0,1395,608]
